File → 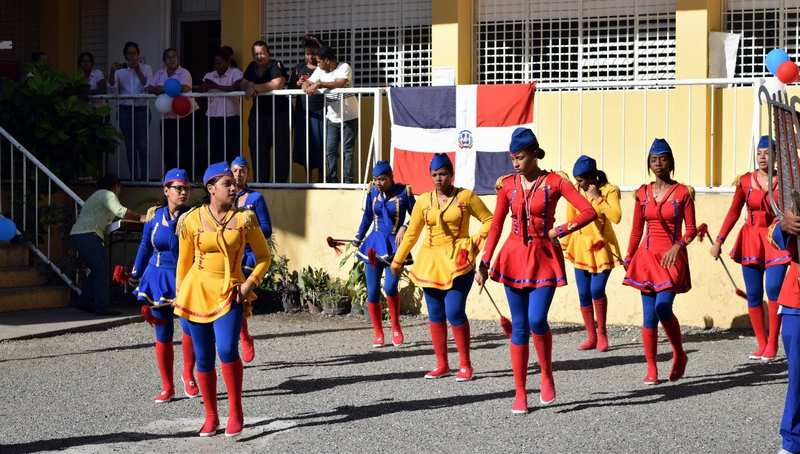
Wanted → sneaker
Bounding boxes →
[182,376,199,398]
[455,367,474,382]
[424,366,451,379]
[154,389,174,403]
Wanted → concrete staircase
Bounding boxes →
[0,243,71,313]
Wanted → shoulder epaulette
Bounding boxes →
[555,170,571,182]
[145,206,158,222]
[405,184,413,196]
[495,174,514,190]
[732,174,743,187]
[175,206,197,236]
[240,209,260,230]
[634,184,647,200]
[686,185,696,201]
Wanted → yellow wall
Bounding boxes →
[431,0,473,84]
[118,186,757,329]
[39,0,80,74]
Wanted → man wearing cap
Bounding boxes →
[230,155,273,363]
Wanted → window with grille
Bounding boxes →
[475,0,675,84]
[262,0,431,87]
[724,0,800,78]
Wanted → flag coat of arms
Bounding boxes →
[388,83,535,195]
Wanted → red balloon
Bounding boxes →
[172,96,192,117]
[777,60,799,84]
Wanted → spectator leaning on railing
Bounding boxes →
[108,41,153,181]
[289,35,325,181]
[302,46,358,184]
[240,40,291,184]
[147,47,198,175]
[201,48,243,165]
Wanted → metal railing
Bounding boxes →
[92,87,383,188]
[0,126,84,293]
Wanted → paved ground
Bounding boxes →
[0,306,140,341]
[0,313,789,453]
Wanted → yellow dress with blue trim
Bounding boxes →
[392,188,493,290]
[173,206,272,323]
[561,183,624,273]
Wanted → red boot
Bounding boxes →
[240,318,255,363]
[452,321,473,381]
[366,302,385,348]
[424,322,451,379]
[747,305,768,360]
[593,298,609,352]
[181,334,199,398]
[196,370,219,437]
[220,360,244,437]
[532,331,555,404]
[577,306,597,350]
[642,327,659,385]
[386,294,405,346]
[510,343,529,414]
[154,341,175,403]
[661,315,688,381]
[763,300,782,361]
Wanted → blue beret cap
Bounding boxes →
[203,162,233,185]
[163,168,188,186]
[231,155,248,167]
[649,138,672,156]
[757,135,775,149]
[509,127,540,153]
[372,160,392,177]
[572,155,597,178]
[429,153,453,171]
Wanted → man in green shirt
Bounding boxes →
[70,174,143,315]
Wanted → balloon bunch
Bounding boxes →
[154,78,192,117]
[764,48,799,93]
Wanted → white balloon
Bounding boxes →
[155,94,173,113]
[764,76,787,96]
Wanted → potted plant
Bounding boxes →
[298,266,332,314]
[320,278,352,316]
[255,254,292,314]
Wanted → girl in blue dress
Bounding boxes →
[131,168,197,403]
[231,156,273,363]
[353,161,415,347]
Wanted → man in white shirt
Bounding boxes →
[202,49,244,164]
[108,41,153,181]
[303,46,358,184]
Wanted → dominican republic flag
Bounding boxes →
[388,83,535,195]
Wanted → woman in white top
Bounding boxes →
[79,52,106,95]
[108,41,153,181]
[201,49,243,165]
[147,48,197,176]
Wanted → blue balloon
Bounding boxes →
[164,78,182,97]
[0,216,16,241]
[766,48,791,75]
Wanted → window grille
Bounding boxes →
[724,0,800,78]
[475,0,675,83]
[262,0,431,87]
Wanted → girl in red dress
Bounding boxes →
[624,138,697,385]
[710,136,789,361]
[477,128,597,414]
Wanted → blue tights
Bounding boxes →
[742,264,788,307]
[150,305,191,343]
[641,291,676,329]
[781,313,800,452]
[365,261,400,302]
[186,303,243,372]
[423,271,474,326]
[504,285,557,344]
[574,269,611,307]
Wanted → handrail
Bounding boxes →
[0,127,85,207]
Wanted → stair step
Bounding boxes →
[0,286,70,313]
[0,244,30,267]
[0,267,48,288]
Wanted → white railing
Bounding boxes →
[93,78,766,192]
[92,87,383,188]
[0,127,84,294]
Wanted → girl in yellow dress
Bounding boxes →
[173,162,271,438]
[561,155,623,352]
[391,153,493,382]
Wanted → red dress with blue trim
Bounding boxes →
[716,171,790,268]
[481,172,596,289]
[623,183,697,294]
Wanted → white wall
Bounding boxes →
[106,0,172,180]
